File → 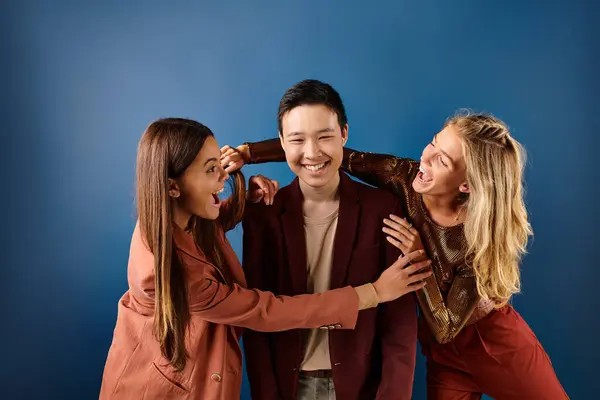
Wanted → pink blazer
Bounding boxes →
[99,221,359,399]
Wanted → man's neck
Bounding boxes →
[300,173,341,218]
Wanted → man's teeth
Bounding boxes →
[304,163,326,172]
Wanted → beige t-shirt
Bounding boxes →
[300,207,339,371]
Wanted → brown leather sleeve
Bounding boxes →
[246,138,286,164]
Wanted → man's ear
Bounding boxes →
[341,124,349,146]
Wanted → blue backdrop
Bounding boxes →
[2,1,598,399]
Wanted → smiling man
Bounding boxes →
[241,80,418,400]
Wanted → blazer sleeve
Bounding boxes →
[240,201,283,400]
[376,197,417,400]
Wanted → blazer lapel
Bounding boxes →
[330,172,360,290]
[279,178,309,295]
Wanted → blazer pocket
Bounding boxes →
[144,362,189,399]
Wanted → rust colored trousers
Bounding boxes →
[419,305,568,399]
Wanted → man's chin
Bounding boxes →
[298,172,336,188]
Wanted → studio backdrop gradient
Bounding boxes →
[2,1,598,399]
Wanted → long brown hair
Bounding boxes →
[136,118,246,371]
[446,111,532,306]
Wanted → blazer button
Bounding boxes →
[211,373,222,383]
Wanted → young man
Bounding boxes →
[241,80,417,400]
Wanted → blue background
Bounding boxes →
[2,1,598,399]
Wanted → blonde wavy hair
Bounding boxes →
[447,111,533,306]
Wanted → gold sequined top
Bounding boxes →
[246,139,489,343]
